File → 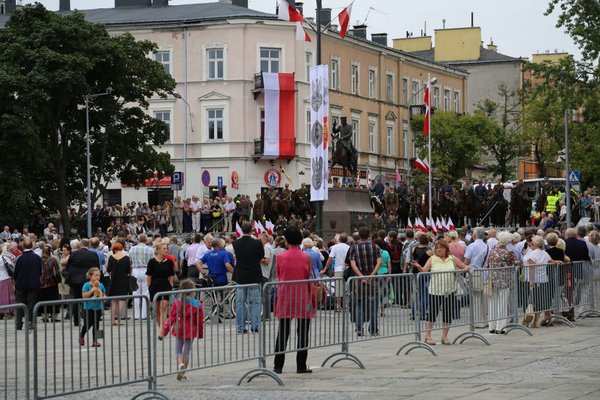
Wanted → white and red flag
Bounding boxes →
[423,84,431,136]
[448,217,456,231]
[414,157,430,175]
[263,72,296,159]
[265,220,275,235]
[336,1,354,39]
[415,217,426,231]
[435,217,443,231]
[255,220,266,235]
[235,221,243,238]
[278,1,311,42]
[407,218,413,230]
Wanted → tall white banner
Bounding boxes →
[309,64,329,201]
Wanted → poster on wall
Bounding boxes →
[309,64,329,201]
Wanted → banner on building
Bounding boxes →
[263,72,296,159]
[309,64,329,201]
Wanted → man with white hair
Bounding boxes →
[487,229,499,251]
[302,238,322,279]
[464,227,489,327]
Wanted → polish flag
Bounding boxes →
[427,217,436,233]
[448,217,456,231]
[278,1,311,42]
[337,1,354,39]
[442,217,449,231]
[395,164,401,183]
[263,72,296,159]
[423,84,431,136]
[265,220,275,235]
[414,157,430,175]
[435,217,443,231]
[235,221,243,238]
[256,220,266,235]
[407,217,413,230]
[415,217,425,231]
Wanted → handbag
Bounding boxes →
[325,267,334,278]
[342,266,354,281]
[2,256,15,278]
[128,275,139,292]
[524,288,535,322]
[454,273,468,296]
[313,281,326,306]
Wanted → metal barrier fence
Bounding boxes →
[32,295,152,399]
[573,260,600,319]
[152,283,268,386]
[1,303,29,400]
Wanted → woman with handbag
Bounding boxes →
[37,246,62,322]
[211,198,223,233]
[487,231,519,334]
[522,235,553,328]
[0,244,16,320]
[107,241,132,325]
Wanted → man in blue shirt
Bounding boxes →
[464,227,489,328]
[301,238,322,278]
[199,238,234,286]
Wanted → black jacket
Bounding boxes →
[232,236,264,284]
[14,250,42,291]
[66,248,101,285]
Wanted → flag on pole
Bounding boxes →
[442,217,449,231]
[435,217,443,231]
[235,221,243,238]
[263,73,296,159]
[416,217,425,231]
[407,217,413,230]
[265,220,275,235]
[336,1,354,39]
[423,84,431,136]
[367,168,372,186]
[256,220,266,235]
[448,217,456,231]
[280,164,292,185]
[395,163,401,184]
[278,1,311,42]
[414,157,430,175]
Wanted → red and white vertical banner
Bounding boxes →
[309,64,329,202]
[263,72,296,159]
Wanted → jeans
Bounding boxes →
[236,286,260,332]
[354,293,379,334]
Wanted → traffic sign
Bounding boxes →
[217,176,223,188]
[201,170,211,186]
[172,171,183,185]
[568,170,580,184]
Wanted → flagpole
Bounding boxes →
[427,73,433,225]
[315,0,324,237]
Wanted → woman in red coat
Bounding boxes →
[273,227,315,374]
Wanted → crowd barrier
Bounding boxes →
[3,259,600,396]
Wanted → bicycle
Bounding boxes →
[192,275,237,322]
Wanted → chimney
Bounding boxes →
[59,0,71,11]
[115,0,151,8]
[319,7,331,26]
[5,0,16,14]
[350,24,367,39]
[371,33,388,47]
[295,2,303,14]
[152,0,168,7]
[487,39,497,52]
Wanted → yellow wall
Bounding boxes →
[532,52,569,64]
[434,27,481,62]
[392,36,432,52]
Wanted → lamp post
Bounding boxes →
[564,109,571,228]
[85,88,112,238]
[173,92,194,198]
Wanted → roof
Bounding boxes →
[410,46,524,65]
[0,2,276,28]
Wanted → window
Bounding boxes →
[207,48,224,80]
[153,110,171,142]
[259,108,265,142]
[305,52,313,82]
[306,109,311,142]
[386,124,393,156]
[155,51,171,75]
[331,59,339,90]
[207,108,224,140]
[368,118,377,153]
[453,91,460,113]
[411,81,419,105]
[444,89,450,111]
[386,74,394,103]
[368,69,376,99]
[434,87,440,109]
[351,118,359,149]
[402,78,408,105]
[260,47,280,73]
[351,64,359,95]
[402,123,408,158]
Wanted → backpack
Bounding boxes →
[389,241,403,264]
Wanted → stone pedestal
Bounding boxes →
[322,187,373,240]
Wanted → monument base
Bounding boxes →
[322,187,373,240]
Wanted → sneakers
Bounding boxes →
[176,363,186,381]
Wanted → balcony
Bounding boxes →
[252,138,263,162]
[252,72,264,100]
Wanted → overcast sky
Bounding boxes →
[30,0,581,60]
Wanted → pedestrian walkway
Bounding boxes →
[71,318,600,400]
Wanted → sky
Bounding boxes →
[29,0,581,60]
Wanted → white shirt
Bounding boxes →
[328,242,350,272]
[523,248,551,283]
[261,244,273,279]
[194,243,209,264]
[464,239,489,269]
[191,200,202,212]
[487,237,499,251]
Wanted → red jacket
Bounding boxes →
[162,298,204,339]
[275,246,315,319]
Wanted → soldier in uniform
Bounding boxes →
[384,213,399,233]
[371,212,384,233]
[304,214,316,233]
[253,193,264,221]
[297,183,308,201]
[287,212,300,229]
[463,178,473,193]
[474,180,487,200]
[281,183,292,201]
[268,186,277,203]
[396,180,408,198]
[541,177,552,195]
[275,214,287,236]
[493,179,504,197]
[384,187,399,217]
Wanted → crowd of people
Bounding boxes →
[1,210,600,377]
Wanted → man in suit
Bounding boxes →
[232,221,264,334]
[14,239,42,330]
[66,238,101,326]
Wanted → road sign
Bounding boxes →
[217,176,223,188]
[201,170,211,186]
[568,170,580,184]
[172,171,183,185]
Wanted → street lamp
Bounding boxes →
[173,92,194,198]
[85,87,112,238]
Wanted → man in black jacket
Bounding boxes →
[564,227,591,321]
[66,238,101,326]
[232,221,264,333]
[14,239,42,330]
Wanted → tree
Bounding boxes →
[0,5,176,233]
[410,112,494,184]
[477,84,528,181]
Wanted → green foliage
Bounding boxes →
[0,5,176,231]
[410,112,495,184]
